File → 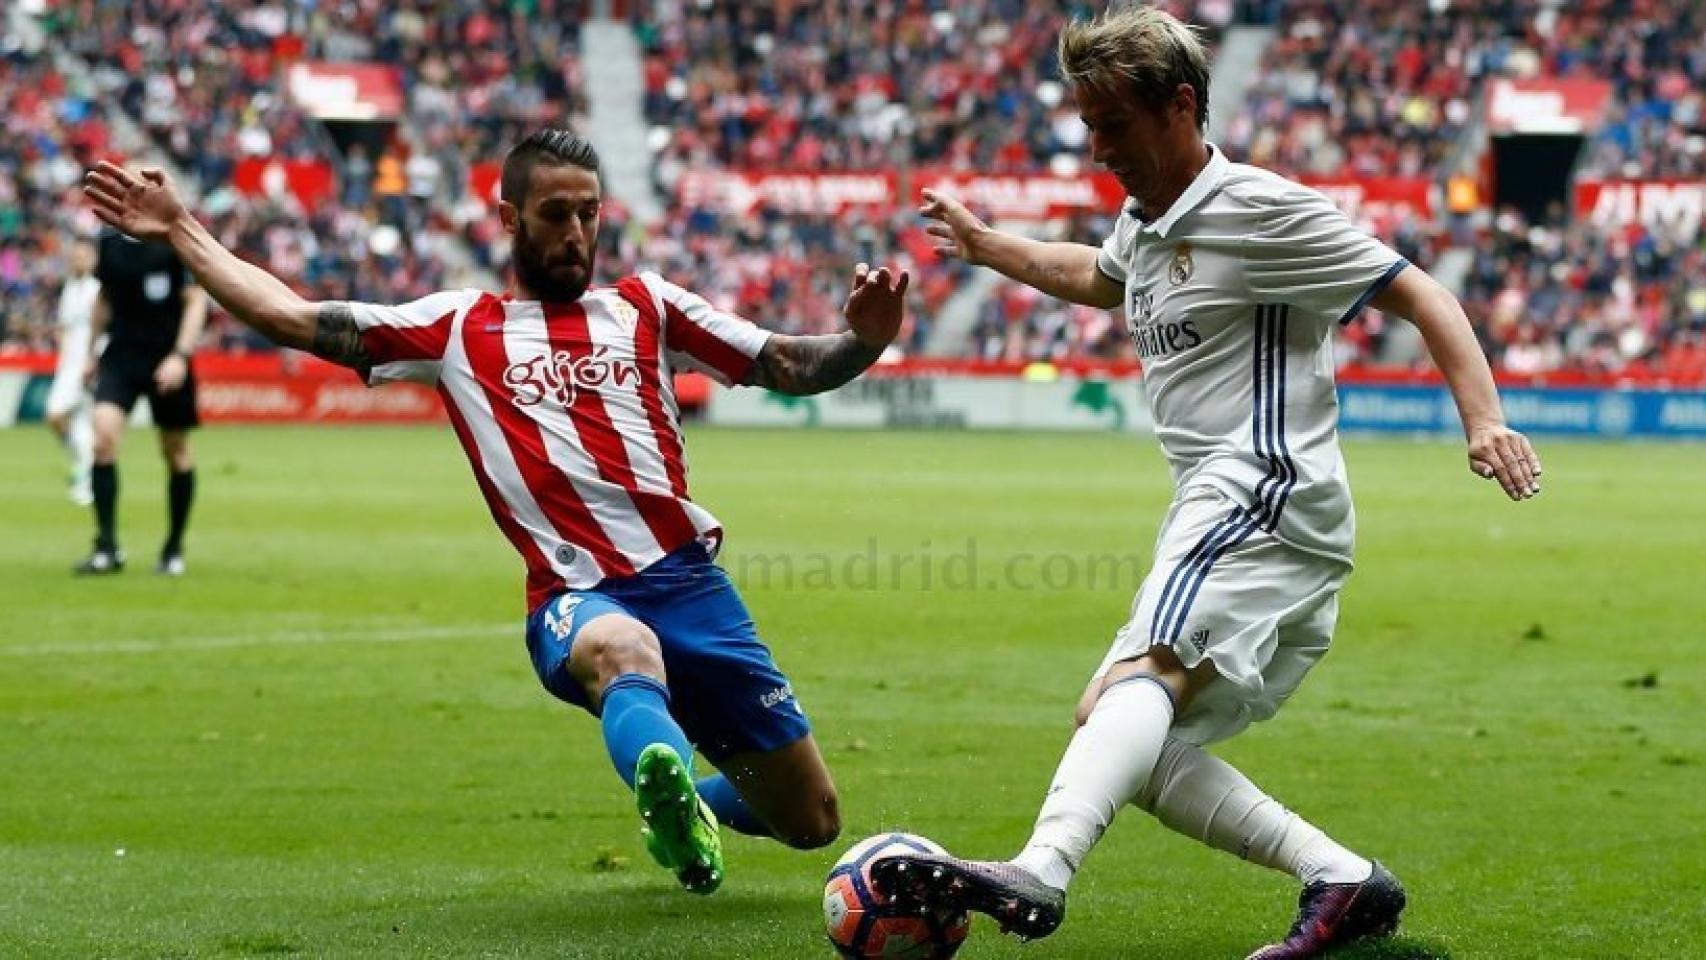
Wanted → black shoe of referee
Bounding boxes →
[74,544,126,575]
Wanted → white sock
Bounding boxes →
[68,410,94,484]
[1135,737,1372,886]
[1010,675,1175,892]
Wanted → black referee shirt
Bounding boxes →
[96,229,190,359]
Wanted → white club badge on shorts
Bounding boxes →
[544,595,584,642]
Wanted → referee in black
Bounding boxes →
[77,227,208,576]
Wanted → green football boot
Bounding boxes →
[634,743,724,895]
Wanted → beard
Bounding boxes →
[512,220,594,303]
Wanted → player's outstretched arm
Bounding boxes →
[82,162,371,372]
[921,188,1123,309]
[747,263,909,396]
[1372,265,1542,501]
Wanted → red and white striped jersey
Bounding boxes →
[347,271,771,610]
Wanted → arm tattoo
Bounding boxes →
[311,302,373,373]
[1024,258,1069,289]
[747,332,883,396]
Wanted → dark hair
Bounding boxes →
[501,129,602,206]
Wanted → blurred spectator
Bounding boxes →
[1459,207,1705,378]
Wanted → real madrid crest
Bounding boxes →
[1169,242,1194,287]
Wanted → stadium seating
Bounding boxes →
[0,42,106,351]
[2,1,1701,382]
[43,0,470,347]
[1461,208,1706,378]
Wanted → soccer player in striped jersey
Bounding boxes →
[83,130,911,895]
[871,8,1542,958]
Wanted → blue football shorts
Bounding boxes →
[524,542,811,763]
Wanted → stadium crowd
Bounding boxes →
[1220,0,1706,182]
[0,35,108,351]
[639,1,1234,176]
[1462,207,1706,380]
[3,1,1703,381]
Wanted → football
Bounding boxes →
[823,833,971,959]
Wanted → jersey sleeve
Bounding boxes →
[1243,189,1408,325]
[639,271,772,387]
[346,288,482,385]
[1096,211,1134,285]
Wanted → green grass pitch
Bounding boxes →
[1,425,1701,958]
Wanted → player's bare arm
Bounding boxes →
[1372,265,1542,501]
[747,263,909,396]
[920,188,1123,309]
[309,303,373,371]
[82,162,370,372]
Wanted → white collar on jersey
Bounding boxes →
[1124,142,1229,239]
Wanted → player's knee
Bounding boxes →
[158,433,192,470]
[92,436,119,462]
[776,793,841,850]
[1073,678,1102,728]
[92,417,122,461]
[573,617,665,685]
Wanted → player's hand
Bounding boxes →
[919,188,989,265]
[153,353,187,393]
[83,162,190,241]
[84,356,99,388]
[1467,423,1541,500]
[843,262,910,350]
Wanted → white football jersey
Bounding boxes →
[1097,146,1407,563]
[57,274,101,337]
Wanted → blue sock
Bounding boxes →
[696,773,775,838]
[599,673,692,790]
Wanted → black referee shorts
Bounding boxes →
[93,350,200,430]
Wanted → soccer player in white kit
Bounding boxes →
[45,239,100,505]
[873,8,1543,958]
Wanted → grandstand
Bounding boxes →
[3,2,1706,387]
[2,0,1703,383]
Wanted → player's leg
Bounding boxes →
[872,487,1251,938]
[45,346,93,503]
[76,398,130,573]
[628,545,831,850]
[1136,736,1403,960]
[155,429,194,574]
[561,610,691,787]
[45,403,94,506]
[525,592,723,893]
[703,733,839,848]
[67,403,95,505]
[148,366,199,574]
[874,649,1214,940]
[1134,597,1403,958]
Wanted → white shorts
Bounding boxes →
[45,341,91,419]
[1094,485,1351,745]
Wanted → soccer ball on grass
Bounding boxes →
[823,832,971,959]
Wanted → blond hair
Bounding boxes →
[1058,5,1211,130]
